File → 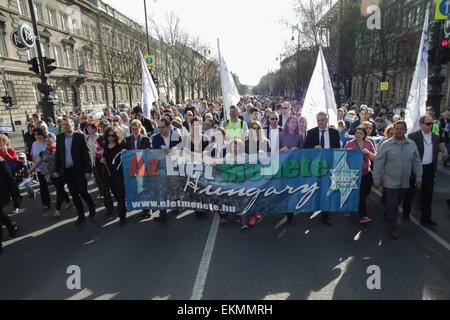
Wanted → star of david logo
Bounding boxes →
[329,153,360,208]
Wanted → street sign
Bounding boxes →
[145,55,155,67]
[381,82,389,91]
[0,125,14,133]
[435,0,450,20]
[17,24,35,49]
[10,29,27,51]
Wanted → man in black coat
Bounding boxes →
[304,111,341,226]
[403,115,448,227]
[54,118,96,225]
[152,119,182,222]
[0,157,19,253]
[133,107,155,137]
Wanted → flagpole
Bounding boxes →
[217,38,227,121]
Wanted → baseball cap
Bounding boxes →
[18,153,26,158]
[368,108,374,114]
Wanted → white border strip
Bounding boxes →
[372,189,450,251]
[191,213,220,300]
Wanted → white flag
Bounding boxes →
[217,40,240,120]
[140,50,159,119]
[302,47,338,129]
[405,8,429,134]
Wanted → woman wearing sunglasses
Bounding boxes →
[101,127,128,226]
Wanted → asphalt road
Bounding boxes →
[1,171,450,300]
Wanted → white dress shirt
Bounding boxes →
[320,128,331,149]
[421,131,433,165]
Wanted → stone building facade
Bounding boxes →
[0,0,145,127]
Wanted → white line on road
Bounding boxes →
[191,213,220,300]
[372,189,450,251]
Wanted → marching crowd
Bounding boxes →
[1,98,450,253]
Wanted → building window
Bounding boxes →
[5,82,16,103]
[17,0,27,16]
[99,86,105,101]
[82,86,88,102]
[53,46,63,66]
[91,86,97,101]
[34,3,43,22]
[40,42,49,57]
[61,86,68,103]
[61,14,68,31]
[72,19,80,35]
[48,9,57,27]
[0,23,7,57]
[65,48,73,68]
[76,50,82,67]
[32,84,41,104]
[85,53,91,70]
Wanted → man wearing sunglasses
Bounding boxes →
[403,115,448,228]
[264,112,283,150]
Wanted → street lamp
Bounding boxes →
[27,0,56,122]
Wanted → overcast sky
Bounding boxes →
[102,0,298,86]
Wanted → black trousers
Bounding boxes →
[403,164,434,223]
[50,176,71,211]
[38,173,51,207]
[0,206,14,247]
[359,172,373,218]
[64,168,95,218]
[104,174,127,221]
[384,188,408,229]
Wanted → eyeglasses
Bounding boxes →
[112,119,119,122]
[251,127,260,130]
[157,127,166,130]
[424,122,433,126]
[269,118,278,121]
[108,134,117,138]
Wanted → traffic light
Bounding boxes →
[440,39,450,64]
[428,20,441,65]
[27,57,40,74]
[1,96,14,106]
[43,57,57,74]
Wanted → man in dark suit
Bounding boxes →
[403,115,448,227]
[133,107,155,137]
[0,157,19,254]
[54,118,96,225]
[124,119,152,218]
[264,112,283,150]
[152,118,182,222]
[304,111,341,225]
[348,105,376,136]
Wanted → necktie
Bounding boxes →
[320,130,325,148]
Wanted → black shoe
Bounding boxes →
[119,219,127,227]
[388,229,400,240]
[9,224,19,239]
[321,215,332,226]
[75,216,86,225]
[154,216,167,223]
[402,215,410,221]
[422,220,438,227]
[89,208,96,218]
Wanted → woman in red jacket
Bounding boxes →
[0,134,18,172]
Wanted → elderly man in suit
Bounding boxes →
[152,118,182,222]
[403,115,448,227]
[304,111,341,225]
[54,118,96,225]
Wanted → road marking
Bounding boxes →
[191,213,220,300]
[372,189,450,251]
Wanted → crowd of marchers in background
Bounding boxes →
[0,96,449,253]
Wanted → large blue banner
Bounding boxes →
[122,149,363,215]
